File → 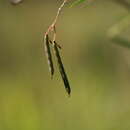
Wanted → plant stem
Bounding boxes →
[45,0,67,42]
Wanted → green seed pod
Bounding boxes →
[44,34,54,78]
[53,41,71,95]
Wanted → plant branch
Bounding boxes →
[44,0,71,96]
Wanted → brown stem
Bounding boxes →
[45,0,67,42]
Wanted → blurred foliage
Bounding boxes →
[0,0,130,130]
[71,0,86,7]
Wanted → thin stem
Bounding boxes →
[53,0,67,27]
[45,0,67,38]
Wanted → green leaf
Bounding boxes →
[70,0,86,7]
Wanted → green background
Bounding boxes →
[0,0,130,130]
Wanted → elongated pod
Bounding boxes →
[53,41,71,95]
[44,35,54,78]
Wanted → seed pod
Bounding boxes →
[44,34,54,78]
[53,41,71,95]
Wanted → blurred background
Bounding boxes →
[0,0,130,130]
